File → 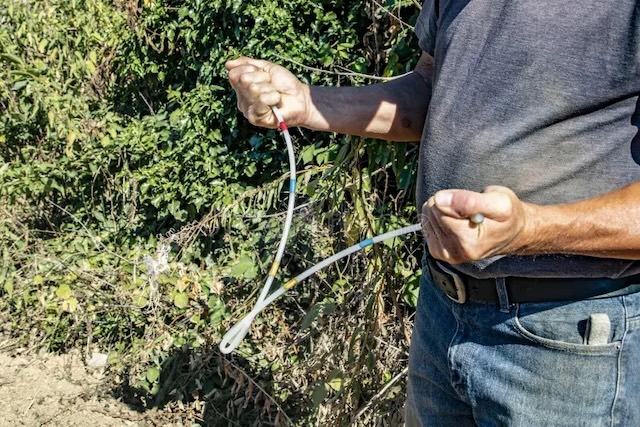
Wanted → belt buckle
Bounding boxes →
[428,259,467,304]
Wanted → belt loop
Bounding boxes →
[496,277,511,312]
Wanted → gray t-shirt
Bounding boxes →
[415,0,640,278]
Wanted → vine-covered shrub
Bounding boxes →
[0,0,423,424]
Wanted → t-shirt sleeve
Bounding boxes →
[414,0,439,55]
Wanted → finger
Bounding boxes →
[238,72,272,91]
[483,185,518,197]
[422,212,444,259]
[228,65,266,88]
[436,213,485,261]
[225,56,273,71]
[425,222,455,261]
[425,196,453,241]
[422,198,452,260]
[236,80,277,115]
[247,91,281,122]
[434,188,512,222]
[246,81,278,103]
[429,205,467,262]
[237,96,244,113]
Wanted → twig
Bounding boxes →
[334,64,413,81]
[47,200,135,266]
[154,355,182,407]
[370,0,415,29]
[23,391,39,416]
[164,165,330,250]
[91,409,145,422]
[373,336,408,357]
[138,91,155,114]
[240,201,314,220]
[273,53,396,82]
[217,353,293,426]
[0,338,18,352]
[353,366,408,420]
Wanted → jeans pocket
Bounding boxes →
[511,298,624,355]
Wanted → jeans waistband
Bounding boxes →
[425,256,640,304]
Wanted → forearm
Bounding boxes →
[519,182,640,259]
[301,71,431,142]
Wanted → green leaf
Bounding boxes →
[173,292,189,308]
[301,301,336,330]
[55,284,73,299]
[300,145,316,164]
[61,297,78,313]
[3,280,14,296]
[328,376,343,392]
[228,255,257,279]
[0,53,24,66]
[311,383,327,408]
[12,80,28,90]
[132,294,148,308]
[146,366,160,383]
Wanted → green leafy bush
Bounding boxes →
[0,0,424,424]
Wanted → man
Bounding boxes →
[226,0,640,424]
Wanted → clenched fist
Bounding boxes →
[421,186,534,264]
[226,57,311,128]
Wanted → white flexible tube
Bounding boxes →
[287,223,422,286]
[220,222,422,353]
[219,107,482,354]
[219,106,423,354]
[219,106,296,354]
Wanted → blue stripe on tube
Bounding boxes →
[359,238,374,248]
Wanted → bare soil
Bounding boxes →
[0,344,180,427]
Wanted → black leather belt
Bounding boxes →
[426,257,640,304]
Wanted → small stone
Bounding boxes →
[85,352,108,368]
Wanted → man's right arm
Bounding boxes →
[226,52,434,142]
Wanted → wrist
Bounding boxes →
[511,202,544,255]
[298,83,314,128]
[297,84,329,130]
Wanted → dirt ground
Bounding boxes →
[0,340,182,427]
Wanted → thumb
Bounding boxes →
[434,186,515,221]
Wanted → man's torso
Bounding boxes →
[415,0,640,278]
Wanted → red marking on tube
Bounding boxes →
[279,121,288,132]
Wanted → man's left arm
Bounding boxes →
[421,182,640,264]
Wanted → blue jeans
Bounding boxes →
[405,269,640,426]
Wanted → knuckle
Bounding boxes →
[228,68,239,81]
[245,106,255,119]
[258,91,275,105]
[462,195,478,215]
[247,114,259,126]
[500,195,514,215]
[247,106,266,126]
[248,82,260,95]
[238,73,253,86]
